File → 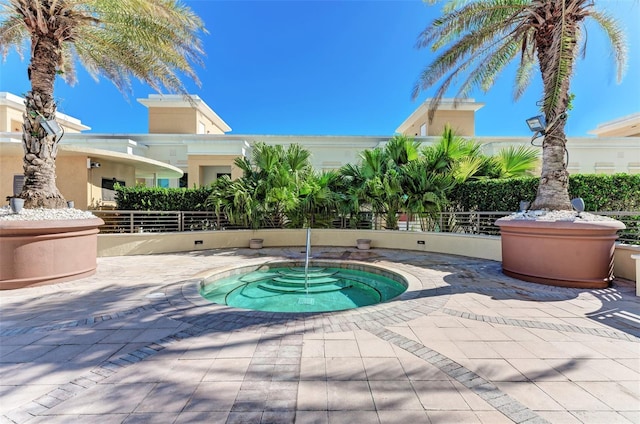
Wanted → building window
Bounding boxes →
[102,178,125,202]
[420,123,427,136]
[158,178,170,188]
[179,173,188,188]
[13,174,24,196]
[201,166,231,186]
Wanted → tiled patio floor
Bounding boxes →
[1,247,638,424]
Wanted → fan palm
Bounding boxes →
[422,124,488,181]
[413,0,626,210]
[491,145,539,179]
[0,0,206,208]
[207,142,317,229]
[291,171,341,228]
[353,142,414,230]
[402,160,454,231]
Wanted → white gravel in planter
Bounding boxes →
[501,210,618,222]
[0,206,96,221]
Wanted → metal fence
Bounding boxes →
[91,210,639,244]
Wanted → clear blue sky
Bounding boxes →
[1,0,639,137]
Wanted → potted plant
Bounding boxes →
[7,196,24,214]
[249,238,264,249]
[357,239,372,250]
[412,0,627,288]
[0,1,206,288]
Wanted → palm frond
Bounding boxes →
[542,1,576,117]
[589,9,627,82]
[493,145,539,178]
[0,12,28,58]
[513,30,537,100]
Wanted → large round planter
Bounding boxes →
[0,217,104,290]
[495,218,626,289]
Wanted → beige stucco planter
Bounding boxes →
[0,217,104,290]
[496,218,626,289]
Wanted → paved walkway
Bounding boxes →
[1,247,638,424]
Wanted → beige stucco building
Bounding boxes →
[395,98,484,137]
[589,113,640,138]
[1,92,638,209]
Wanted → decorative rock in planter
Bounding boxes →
[0,217,104,289]
[249,238,264,249]
[496,216,625,289]
[357,239,372,250]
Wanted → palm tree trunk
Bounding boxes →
[21,32,66,209]
[530,2,576,211]
[530,124,571,210]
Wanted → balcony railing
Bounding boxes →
[91,210,639,244]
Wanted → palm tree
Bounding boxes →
[402,160,453,231]
[0,0,206,208]
[207,142,318,229]
[490,145,539,179]
[413,0,626,210]
[290,171,341,228]
[349,142,411,230]
[422,124,488,182]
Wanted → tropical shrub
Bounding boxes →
[449,174,640,212]
[115,185,211,211]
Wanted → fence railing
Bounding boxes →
[91,210,639,244]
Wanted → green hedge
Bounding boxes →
[115,185,213,211]
[449,174,640,211]
[116,173,639,212]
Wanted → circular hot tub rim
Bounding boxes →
[198,259,422,313]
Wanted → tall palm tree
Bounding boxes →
[0,0,206,208]
[413,0,626,210]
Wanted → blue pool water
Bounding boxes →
[199,264,407,313]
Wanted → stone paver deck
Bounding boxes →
[1,247,638,424]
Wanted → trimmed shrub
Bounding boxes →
[449,174,639,212]
[115,185,213,211]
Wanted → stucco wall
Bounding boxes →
[148,107,197,134]
[615,244,640,282]
[87,160,136,208]
[0,104,23,132]
[98,229,503,261]
[402,110,475,137]
[0,151,23,201]
[187,154,244,187]
[97,229,636,283]
[56,156,90,207]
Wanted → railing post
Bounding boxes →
[179,211,183,232]
[129,211,134,233]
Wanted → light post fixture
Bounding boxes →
[37,116,64,140]
[525,115,546,134]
